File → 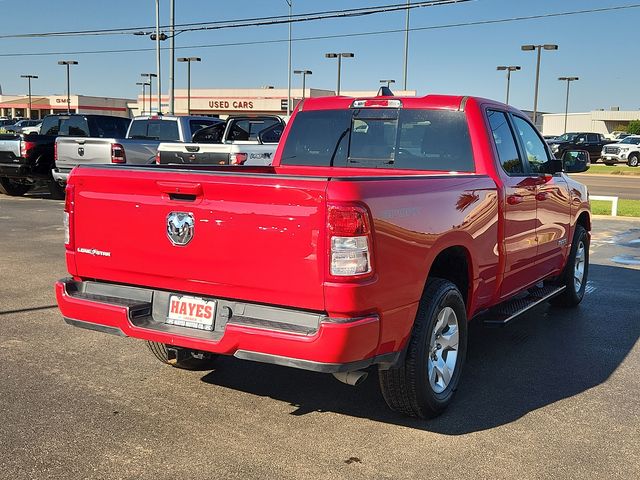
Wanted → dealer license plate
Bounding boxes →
[166,295,217,331]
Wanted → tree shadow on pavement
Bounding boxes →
[200,264,639,434]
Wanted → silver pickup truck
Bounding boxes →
[156,116,285,166]
[53,115,221,185]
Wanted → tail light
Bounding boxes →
[155,151,161,164]
[20,140,36,158]
[64,183,75,251]
[111,143,126,164]
[327,203,374,279]
[229,152,248,165]
[54,141,58,162]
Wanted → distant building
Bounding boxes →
[133,87,418,117]
[0,94,134,119]
[542,109,640,136]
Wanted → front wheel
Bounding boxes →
[379,278,468,419]
[628,154,639,168]
[550,224,589,307]
[146,341,218,370]
[0,177,31,196]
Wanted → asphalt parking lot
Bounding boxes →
[1,193,638,479]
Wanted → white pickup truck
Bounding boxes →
[601,135,640,167]
[54,115,221,185]
[156,116,285,166]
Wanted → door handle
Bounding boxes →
[156,181,203,196]
[507,194,524,205]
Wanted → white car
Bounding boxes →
[20,122,42,135]
[601,135,640,167]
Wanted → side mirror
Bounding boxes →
[563,150,590,173]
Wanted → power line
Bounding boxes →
[0,1,469,39]
[0,3,638,58]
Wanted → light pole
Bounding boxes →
[169,0,175,114]
[20,74,38,119]
[177,57,201,115]
[380,79,396,89]
[403,0,410,90]
[325,52,354,96]
[496,66,521,104]
[285,0,292,116]
[521,44,558,126]
[155,0,162,113]
[136,81,150,115]
[141,73,157,114]
[57,61,78,114]
[294,70,312,100]
[558,76,579,134]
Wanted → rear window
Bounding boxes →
[189,119,218,136]
[128,119,180,141]
[87,116,130,138]
[280,108,474,171]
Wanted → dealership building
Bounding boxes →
[0,94,134,119]
[542,109,640,136]
[133,87,417,117]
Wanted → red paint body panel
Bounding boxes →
[56,93,590,368]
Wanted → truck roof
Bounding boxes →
[299,94,476,112]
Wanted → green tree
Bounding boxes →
[628,120,640,135]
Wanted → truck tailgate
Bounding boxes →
[56,137,114,170]
[70,167,328,311]
[0,136,21,164]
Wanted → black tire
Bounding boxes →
[0,177,31,196]
[628,154,639,168]
[48,177,66,200]
[379,278,468,419]
[146,341,218,370]
[550,224,589,307]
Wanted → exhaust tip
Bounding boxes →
[332,370,368,386]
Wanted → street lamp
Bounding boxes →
[285,0,292,116]
[521,44,558,126]
[403,0,410,90]
[57,61,78,114]
[136,81,150,115]
[380,79,396,88]
[558,76,579,134]
[141,73,157,114]
[293,70,312,100]
[325,52,354,96]
[496,66,521,104]
[177,57,201,115]
[20,74,38,119]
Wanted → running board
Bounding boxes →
[482,284,566,327]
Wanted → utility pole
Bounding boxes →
[403,0,410,90]
[169,0,175,114]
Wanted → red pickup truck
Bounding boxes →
[55,94,591,419]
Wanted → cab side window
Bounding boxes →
[487,110,524,175]
[511,116,550,174]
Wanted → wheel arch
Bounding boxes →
[424,245,473,307]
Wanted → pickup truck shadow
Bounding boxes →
[200,263,639,434]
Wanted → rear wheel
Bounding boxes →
[628,154,639,168]
[0,177,31,196]
[146,341,218,370]
[379,278,468,419]
[550,224,589,307]
[48,176,65,200]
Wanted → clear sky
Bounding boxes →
[0,0,638,113]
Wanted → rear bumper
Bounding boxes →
[55,278,393,373]
[52,168,70,184]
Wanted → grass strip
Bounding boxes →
[591,199,640,217]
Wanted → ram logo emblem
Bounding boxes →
[166,212,195,246]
